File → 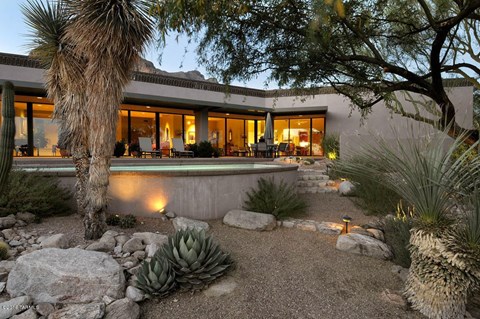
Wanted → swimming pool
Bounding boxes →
[23,162,298,220]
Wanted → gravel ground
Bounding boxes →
[25,192,424,319]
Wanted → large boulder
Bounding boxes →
[122,238,145,254]
[7,248,125,303]
[223,210,276,231]
[0,296,32,319]
[40,234,69,249]
[173,217,210,232]
[336,233,393,260]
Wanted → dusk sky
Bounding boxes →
[0,0,271,89]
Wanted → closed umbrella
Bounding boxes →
[264,112,274,144]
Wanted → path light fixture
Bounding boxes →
[157,207,165,214]
[343,215,352,233]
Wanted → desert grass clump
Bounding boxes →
[106,214,120,226]
[161,229,233,292]
[0,241,9,260]
[243,177,307,219]
[336,125,480,319]
[383,203,413,268]
[119,214,137,229]
[0,170,72,218]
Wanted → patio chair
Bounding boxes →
[256,142,267,158]
[171,138,194,158]
[139,137,161,158]
[276,142,290,157]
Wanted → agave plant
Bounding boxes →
[135,255,176,298]
[161,229,233,292]
[336,125,480,319]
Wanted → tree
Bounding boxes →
[23,0,154,239]
[151,0,480,143]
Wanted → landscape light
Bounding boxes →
[342,215,352,233]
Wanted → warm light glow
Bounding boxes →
[149,198,167,212]
[146,106,151,109]
[327,152,337,160]
[187,121,191,125]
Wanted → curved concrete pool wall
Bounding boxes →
[37,163,299,220]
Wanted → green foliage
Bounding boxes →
[113,141,126,157]
[243,177,307,219]
[106,214,120,226]
[322,133,340,159]
[136,254,176,298]
[186,143,198,157]
[384,204,413,268]
[0,170,72,217]
[160,229,233,292]
[457,188,480,251]
[340,156,401,216]
[0,81,15,195]
[197,140,220,158]
[119,214,137,228]
[0,241,9,260]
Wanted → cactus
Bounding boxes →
[0,81,15,194]
[0,241,9,260]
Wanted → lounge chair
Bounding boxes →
[171,138,194,158]
[139,137,161,158]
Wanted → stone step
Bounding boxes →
[297,186,338,194]
[298,174,329,181]
[296,181,328,188]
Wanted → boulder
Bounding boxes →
[336,233,393,260]
[132,232,168,246]
[350,226,373,237]
[125,286,145,302]
[11,308,38,319]
[7,248,125,303]
[0,296,32,319]
[47,303,105,319]
[145,243,161,258]
[316,222,343,235]
[115,235,130,246]
[40,234,69,249]
[203,277,237,297]
[122,238,145,254]
[223,210,276,231]
[173,217,210,232]
[0,216,17,230]
[0,260,15,273]
[367,228,385,242]
[338,181,355,196]
[2,229,17,240]
[99,235,116,251]
[104,298,140,319]
[85,241,113,253]
[35,303,55,317]
[15,213,36,224]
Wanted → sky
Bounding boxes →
[0,0,271,89]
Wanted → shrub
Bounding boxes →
[0,241,9,260]
[187,143,198,157]
[113,141,126,157]
[197,140,219,157]
[106,214,120,226]
[0,170,72,217]
[243,177,307,219]
[136,254,176,298]
[119,214,137,228]
[384,204,413,268]
[160,229,233,292]
[323,133,340,159]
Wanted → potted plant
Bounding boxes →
[129,142,141,157]
[113,141,126,157]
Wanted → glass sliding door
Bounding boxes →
[312,118,325,156]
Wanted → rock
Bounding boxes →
[132,232,168,246]
[14,220,27,228]
[125,286,145,302]
[0,216,17,230]
[173,217,210,232]
[103,230,119,237]
[47,303,105,319]
[7,248,125,303]
[9,240,22,247]
[132,251,146,260]
[338,181,355,196]
[36,236,47,244]
[223,210,276,231]
[102,295,115,306]
[350,226,373,237]
[15,213,36,224]
[122,238,145,254]
[165,211,176,219]
[104,298,140,319]
[99,235,116,251]
[367,228,385,242]
[336,233,393,260]
[0,260,15,273]
[0,296,32,319]
[316,222,343,235]
[127,265,142,276]
[122,261,138,269]
[1,229,17,241]
[11,308,38,319]
[296,221,317,232]
[35,303,54,317]
[380,289,407,308]
[145,243,161,258]
[115,235,130,246]
[0,282,5,293]
[40,234,69,249]
[281,219,296,228]
[86,241,113,253]
[113,245,123,256]
[203,277,237,297]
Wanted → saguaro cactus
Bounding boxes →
[0,81,15,194]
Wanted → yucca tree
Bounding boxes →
[62,0,154,239]
[336,126,480,319]
[22,0,90,216]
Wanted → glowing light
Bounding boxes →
[343,215,352,233]
[327,152,337,160]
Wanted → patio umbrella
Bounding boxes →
[264,112,274,144]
